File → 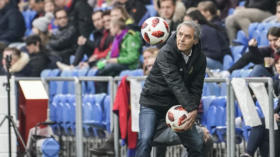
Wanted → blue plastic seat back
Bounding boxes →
[92,93,107,125]
[206,101,218,133]
[57,70,73,94]
[248,22,259,39]
[240,69,252,77]
[62,94,72,134]
[203,83,221,96]
[215,97,227,127]
[49,69,61,102]
[231,45,246,62]
[231,69,241,78]
[223,54,234,70]
[233,30,248,46]
[82,94,95,136]
[87,69,98,94]
[103,95,111,132]
[40,69,52,78]
[201,96,216,126]
[78,68,89,94]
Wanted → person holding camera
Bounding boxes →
[0,47,30,76]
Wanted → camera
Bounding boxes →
[5,55,12,69]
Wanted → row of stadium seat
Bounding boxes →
[40,67,253,99]
[202,95,278,143]
[49,93,110,137]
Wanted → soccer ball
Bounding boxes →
[165,105,189,132]
[141,17,170,45]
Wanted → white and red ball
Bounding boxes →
[141,17,170,45]
[165,105,189,132]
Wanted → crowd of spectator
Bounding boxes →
[1,0,280,156]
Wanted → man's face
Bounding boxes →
[176,25,198,52]
[0,0,8,10]
[92,12,104,30]
[276,6,280,22]
[103,15,111,30]
[55,10,68,28]
[26,42,39,54]
[159,0,175,20]
[268,34,279,51]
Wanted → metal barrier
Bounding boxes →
[229,77,275,157]
[13,76,276,157]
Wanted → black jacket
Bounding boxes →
[0,2,25,43]
[140,33,206,113]
[47,24,78,63]
[228,46,274,73]
[28,50,51,77]
[68,0,93,37]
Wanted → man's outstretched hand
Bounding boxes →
[183,109,197,131]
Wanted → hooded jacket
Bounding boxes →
[140,33,206,114]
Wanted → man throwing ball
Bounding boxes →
[136,20,206,157]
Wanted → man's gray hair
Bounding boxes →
[176,20,200,41]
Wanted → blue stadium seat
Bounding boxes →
[201,96,216,126]
[78,68,89,94]
[83,93,107,137]
[48,69,61,103]
[223,55,234,70]
[83,94,95,136]
[231,45,246,62]
[248,22,259,39]
[240,69,252,77]
[40,69,52,78]
[103,95,111,132]
[233,30,248,46]
[62,94,72,135]
[87,69,98,94]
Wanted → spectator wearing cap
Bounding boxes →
[32,12,53,46]
[0,0,26,45]
[47,9,78,64]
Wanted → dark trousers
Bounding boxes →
[73,45,93,66]
[135,106,203,157]
[246,119,269,157]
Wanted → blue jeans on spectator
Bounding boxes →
[206,57,223,70]
[249,64,273,77]
[135,106,203,157]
